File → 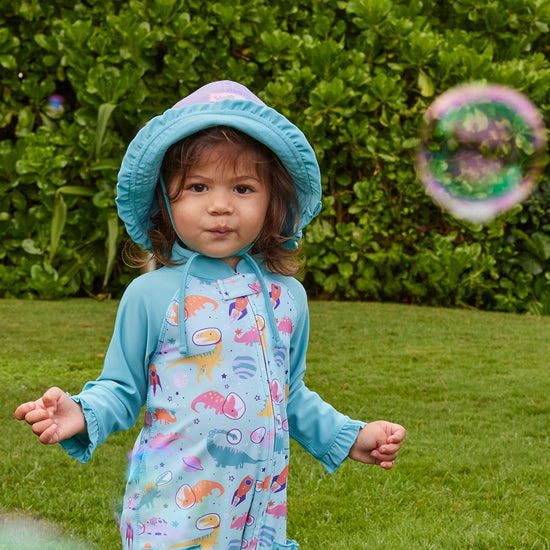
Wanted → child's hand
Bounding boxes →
[348,420,406,469]
[14,387,87,445]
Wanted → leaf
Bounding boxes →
[531,232,550,261]
[92,190,115,209]
[103,215,120,287]
[0,54,16,69]
[95,103,117,158]
[49,193,67,260]
[338,262,354,279]
[418,69,434,97]
[56,185,95,197]
[22,239,42,255]
[89,159,121,171]
[517,252,543,275]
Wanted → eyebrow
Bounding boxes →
[185,173,262,183]
[232,175,262,182]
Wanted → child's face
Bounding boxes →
[168,144,270,269]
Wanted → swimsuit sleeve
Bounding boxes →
[60,272,170,463]
[285,283,365,473]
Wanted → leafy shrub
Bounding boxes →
[1,0,550,313]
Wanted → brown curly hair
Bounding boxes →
[133,126,304,276]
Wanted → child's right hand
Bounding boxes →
[14,387,87,445]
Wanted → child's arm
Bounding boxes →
[14,274,175,463]
[348,420,406,469]
[14,387,87,445]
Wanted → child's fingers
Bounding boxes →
[387,425,407,444]
[375,425,406,464]
[23,407,52,425]
[371,440,403,462]
[376,441,403,455]
[30,418,56,437]
[369,452,396,469]
[38,423,59,445]
[42,387,64,413]
[14,402,36,420]
[371,448,398,462]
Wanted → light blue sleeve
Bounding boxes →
[60,270,177,463]
[285,280,365,473]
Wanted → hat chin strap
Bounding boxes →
[159,174,259,257]
[159,175,282,356]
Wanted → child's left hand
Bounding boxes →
[348,421,406,469]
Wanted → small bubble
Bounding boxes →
[47,94,66,116]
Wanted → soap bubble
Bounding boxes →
[416,83,547,223]
[47,94,65,116]
[0,512,91,549]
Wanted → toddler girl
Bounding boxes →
[15,80,405,550]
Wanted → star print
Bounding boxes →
[194,418,200,424]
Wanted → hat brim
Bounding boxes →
[116,99,322,251]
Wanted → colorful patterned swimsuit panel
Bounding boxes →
[121,272,297,550]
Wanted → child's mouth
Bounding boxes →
[209,227,233,237]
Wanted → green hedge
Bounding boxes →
[2,0,550,313]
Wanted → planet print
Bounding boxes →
[182,456,203,472]
[273,348,286,369]
[232,356,258,379]
[173,371,188,388]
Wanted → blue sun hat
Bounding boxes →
[116,80,322,252]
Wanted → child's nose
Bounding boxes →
[207,189,234,215]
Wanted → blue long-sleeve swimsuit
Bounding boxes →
[61,252,363,549]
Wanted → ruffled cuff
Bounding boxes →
[317,419,366,473]
[59,396,100,463]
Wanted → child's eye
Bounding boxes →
[234,185,252,194]
[189,183,208,193]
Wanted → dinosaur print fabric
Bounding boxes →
[121,272,297,549]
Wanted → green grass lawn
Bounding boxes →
[1,299,549,549]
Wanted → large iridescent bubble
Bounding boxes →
[0,513,91,549]
[416,83,547,223]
